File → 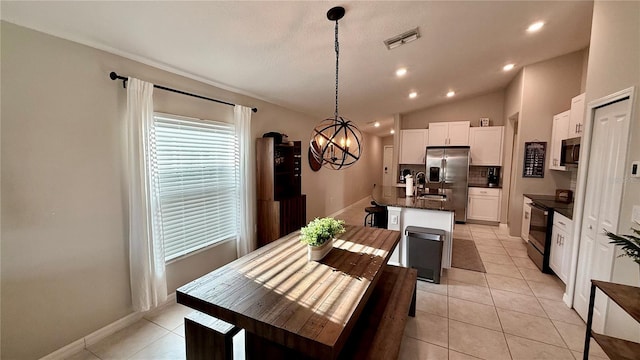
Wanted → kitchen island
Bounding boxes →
[372,185,455,269]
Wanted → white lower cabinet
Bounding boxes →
[549,211,573,284]
[521,196,532,242]
[467,187,501,222]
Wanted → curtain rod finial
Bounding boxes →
[109,72,118,80]
[252,108,258,113]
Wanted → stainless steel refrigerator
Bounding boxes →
[425,146,470,222]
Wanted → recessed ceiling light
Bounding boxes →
[527,21,544,33]
[390,129,395,134]
[446,91,455,97]
[409,92,418,99]
[374,122,380,127]
[503,63,515,71]
[396,68,407,77]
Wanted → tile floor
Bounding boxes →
[66,207,610,360]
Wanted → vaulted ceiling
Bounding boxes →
[1,1,593,135]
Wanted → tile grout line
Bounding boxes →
[489,235,515,360]
[500,238,576,353]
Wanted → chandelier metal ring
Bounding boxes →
[309,6,363,170]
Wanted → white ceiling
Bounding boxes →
[1,1,593,136]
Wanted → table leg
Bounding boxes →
[583,283,597,360]
[409,281,416,317]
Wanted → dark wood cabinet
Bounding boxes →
[584,280,640,360]
[256,137,306,247]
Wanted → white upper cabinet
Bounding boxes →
[550,110,570,171]
[399,129,429,164]
[428,121,470,146]
[469,126,504,166]
[568,93,586,138]
[427,123,449,146]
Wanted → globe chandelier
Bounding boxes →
[310,6,362,170]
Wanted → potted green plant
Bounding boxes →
[604,223,640,268]
[300,217,346,261]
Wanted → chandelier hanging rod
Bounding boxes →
[109,71,258,113]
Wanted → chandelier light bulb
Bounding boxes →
[396,68,407,77]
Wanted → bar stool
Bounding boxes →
[364,202,387,228]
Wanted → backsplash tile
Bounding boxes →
[569,168,577,191]
[469,166,490,185]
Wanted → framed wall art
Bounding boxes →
[523,141,546,178]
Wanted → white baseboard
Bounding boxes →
[326,195,371,218]
[84,311,144,347]
[39,338,86,360]
[41,293,177,360]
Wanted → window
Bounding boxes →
[150,113,239,262]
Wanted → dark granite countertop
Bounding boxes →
[372,185,454,212]
[524,194,574,220]
[469,183,502,189]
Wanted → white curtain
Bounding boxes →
[235,105,256,257]
[127,77,167,311]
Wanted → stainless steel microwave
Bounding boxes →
[561,137,580,166]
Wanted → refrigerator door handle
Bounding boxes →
[441,158,446,182]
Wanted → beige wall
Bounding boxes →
[0,22,380,359]
[507,50,585,236]
[382,135,394,147]
[583,1,640,341]
[402,90,505,129]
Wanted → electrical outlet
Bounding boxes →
[632,205,640,224]
[390,215,399,225]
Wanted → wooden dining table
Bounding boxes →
[176,225,401,359]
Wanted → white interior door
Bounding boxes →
[383,146,394,186]
[574,99,631,331]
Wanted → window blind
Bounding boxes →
[151,113,239,261]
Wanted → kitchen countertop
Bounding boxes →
[524,194,574,220]
[372,185,454,212]
[468,183,502,189]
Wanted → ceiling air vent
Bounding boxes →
[384,27,420,50]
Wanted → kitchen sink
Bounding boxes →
[417,194,447,201]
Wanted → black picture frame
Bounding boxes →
[523,141,546,178]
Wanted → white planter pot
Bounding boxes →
[307,238,334,261]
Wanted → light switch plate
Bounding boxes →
[632,205,640,224]
[631,161,639,177]
[390,215,399,225]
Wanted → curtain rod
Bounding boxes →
[109,72,258,113]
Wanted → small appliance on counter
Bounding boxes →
[487,167,500,187]
[555,189,574,203]
[400,168,412,183]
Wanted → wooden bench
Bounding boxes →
[184,311,241,360]
[339,264,418,360]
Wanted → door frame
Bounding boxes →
[565,86,636,308]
